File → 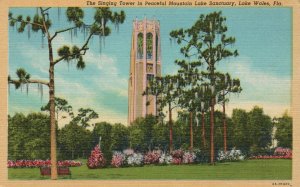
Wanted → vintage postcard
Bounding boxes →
[0,0,299,186]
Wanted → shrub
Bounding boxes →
[217,148,244,162]
[111,151,126,168]
[182,151,196,164]
[171,149,184,165]
[87,145,106,169]
[158,153,172,165]
[7,160,82,168]
[193,149,209,163]
[126,153,143,166]
[144,150,161,165]
[123,148,134,157]
[274,147,292,157]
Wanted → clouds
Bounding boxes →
[53,50,129,125]
[220,56,291,105]
[217,56,291,117]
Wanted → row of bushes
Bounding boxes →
[87,145,245,169]
[7,160,82,168]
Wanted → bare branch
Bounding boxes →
[39,7,50,38]
[9,79,49,87]
[50,26,78,41]
[42,7,51,12]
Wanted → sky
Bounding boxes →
[8,7,292,126]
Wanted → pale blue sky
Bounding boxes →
[8,8,292,125]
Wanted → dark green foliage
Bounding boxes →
[248,106,272,149]
[66,7,84,27]
[8,113,51,160]
[41,97,73,121]
[92,122,113,164]
[275,112,292,148]
[57,122,93,160]
[111,123,130,151]
[57,46,71,59]
[230,107,274,156]
[72,108,99,128]
[129,115,160,152]
[231,109,250,153]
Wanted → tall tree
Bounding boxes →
[170,11,238,164]
[145,75,180,152]
[215,72,242,152]
[174,60,202,150]
[248,106,273,152]
[231,109,251,153]
[8,7,125,179]
[274,112,292,148]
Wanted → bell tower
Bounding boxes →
[128,17,161,125]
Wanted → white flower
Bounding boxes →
[159,153,172,164]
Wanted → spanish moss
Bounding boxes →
[57,8,61,21]
[38,83,43,101]
[99,35,102,54]
[41,33,44,48]
[70,29,73,42]
[26,83,29,96]
[67,61,70,71]
[27,24,30,39]
[74,28,77,37]
[40,83,43,101]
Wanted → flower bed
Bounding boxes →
[7,160,82,168]
[94,148,245,169]
[249,155,292,159]
[249,147,292,159]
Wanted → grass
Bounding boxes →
[8,159,292,180]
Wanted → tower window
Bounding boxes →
[146,33,153,60]
[137,33,143,59]
[147,74,154,81]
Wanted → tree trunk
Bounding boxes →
[210,97,215,165]
[202,110,206,148]
[223,93,227,153]
[168,103,173,153]
[49,63,57,179]
[189,111,193,150]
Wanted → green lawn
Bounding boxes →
[8,159,291,180]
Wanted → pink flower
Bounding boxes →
[87,145,106,169]
[144,150,161,165]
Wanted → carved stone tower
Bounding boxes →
[128,18,161,125]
